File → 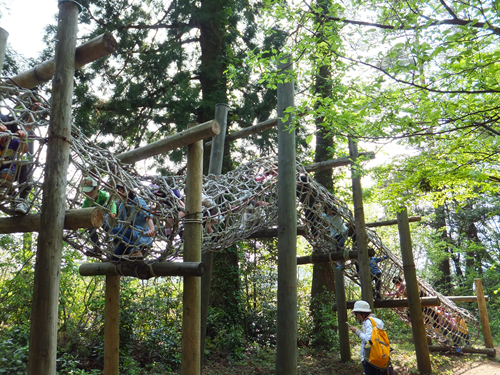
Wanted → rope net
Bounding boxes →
[0,82,478,348]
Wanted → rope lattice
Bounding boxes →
[0,82,478,348]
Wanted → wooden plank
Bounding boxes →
[116,120,219,164]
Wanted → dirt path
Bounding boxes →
[456,362,500,375]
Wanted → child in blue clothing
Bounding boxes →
[369,255,388,301]
[111,182,155,259]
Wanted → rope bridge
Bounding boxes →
[0,83,478,348]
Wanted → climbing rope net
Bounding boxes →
[0,82,478,348]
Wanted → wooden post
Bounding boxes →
[348,138,372,307]
[397,207,432,373]
[335,267,351,362]
[0,207,104,233]
[0,28,9,74]
[10,33,117,89]
[104,275,120,375]
[275,57,297,375]
[181,123,203,375]
[116,120,220,164]
[200,103,229,367]
[475,278,494,351]
[27,2,79,374]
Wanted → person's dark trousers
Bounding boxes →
[371,271,382,300]
[111,227,134,260]
[362,361,384,375]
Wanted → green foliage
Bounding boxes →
[0,324,30,375]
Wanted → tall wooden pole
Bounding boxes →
[27,2,79,374]
[348,138,372,307]
[104,275,120,375]
[200,103,229,367]
[397,207,432,373]
[181,123,203,375]
[334,267,351,362]
[474,278,494,351]
[0,28,8,74]
[275,57,297,375]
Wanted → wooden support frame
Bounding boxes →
[366,216,421,228]
[398,207,432,373]
[181,123,203,375]
[104,275,120,375]
[475,278,494,352]
[428,345,496,356]
[116,120,220,164]
[297,248,375,265]
[0,207,104,234]
[332,297,440,311]
[275,57,297,375]
[204,118,277,150]
[349,138,373,307]
[79,261,206,279]
[247,225,308,239]
[27,2,80,373]
[10,33,118,89]
[304,152,375,173]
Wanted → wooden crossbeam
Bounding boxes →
[332,296,440,311]
[10,33,117,89]
[79,261,206,279]
[247,225,308,239]
[428,345,496,357]
[0,207,104,233]
[116,120,219,164]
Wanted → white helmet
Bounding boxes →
[352,300,371,313]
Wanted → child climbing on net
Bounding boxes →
[0,121,29,214]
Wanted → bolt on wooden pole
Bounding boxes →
[275,56,297,375]
[181,123,203,375]
[474,278,494,352]
[104,275,120,375]
[27,2,79,374]
[348,137,372,307]
[397,207,432,374]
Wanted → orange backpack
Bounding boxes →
[364,317,391,370]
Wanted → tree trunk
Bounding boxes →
[310,44,336,347]
[434,205,452,294]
